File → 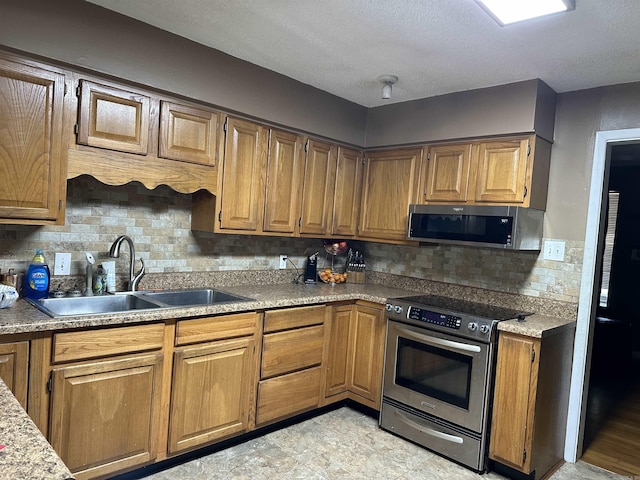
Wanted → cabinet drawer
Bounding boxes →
[176,312,258,345]
[261,325,324,378]
[52,323,164,363]
[263,305,325,333]
[257,366,321,425]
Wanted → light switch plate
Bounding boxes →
[54,252,72,275]
[543,240,565,261]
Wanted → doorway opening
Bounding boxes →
[580,144,640,477]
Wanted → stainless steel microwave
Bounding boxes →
[407,205,544,250]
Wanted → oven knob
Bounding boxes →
[385,303,393,312]
[480,324,490,334]
[467,322,478,331]
[394,305,403,315]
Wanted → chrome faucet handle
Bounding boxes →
[131,257,145,291]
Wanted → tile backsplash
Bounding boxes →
[0,176,583,304]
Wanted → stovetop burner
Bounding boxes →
[396,294,532,321]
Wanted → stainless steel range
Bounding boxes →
[380,294,530,472]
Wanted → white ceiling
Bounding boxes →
[86,0,640,108]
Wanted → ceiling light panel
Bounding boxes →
[476,0,575,25]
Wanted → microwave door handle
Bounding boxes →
[395,411,464,444]
[397,327,481,353]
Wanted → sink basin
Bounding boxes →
[140,288,250,306]
[29,293,161,317]
[27,288,252,318]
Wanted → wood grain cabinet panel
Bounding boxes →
[0,340,29,409]
[324,305,353,399]
[359,148,423,243]
[424,143,472,202]
[348,303,385,409]
[263,129,305,233]
[77,80,150,155]
[218,117,268,231]
[261,325,324,378]
[299,139,337,236]
[331,147,362,237]
[257,367,322,426]
[490,327,574,479]
[169,337,255,453]
[175,312,258,346]
[0,54,66,223]
[49,354,164,480]
[475,139,529,204]
[263,305,325,333]
[159,101,218,166]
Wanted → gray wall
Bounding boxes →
[365,79,556,147]
[0,0,367,146]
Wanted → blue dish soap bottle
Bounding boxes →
[24,249,50,300]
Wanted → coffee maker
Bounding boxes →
[303,252,319,284]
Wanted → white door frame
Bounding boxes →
[564,127,640,461]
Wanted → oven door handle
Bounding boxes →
[397,326,481,353]
[395,411,464,444]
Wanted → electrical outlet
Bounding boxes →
[543,240,565,262]
[54,252,72,275]
[279,255,288,269]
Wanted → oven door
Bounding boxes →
[383,319,491,433]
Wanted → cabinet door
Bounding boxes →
[159,101,218,166]
[49,354,164,479]
[0,341,29,409]
[169,337,255,454]
[359,148,423,242]
[299,139,337,235]
[263,129,304,233]
[489,333,539,472]
[475,138,530,204]
[218,117,268,231]
[349,304,385,409]
[325,305,353,398]
[77,80,150,155]
[424,143,472,202]
[331,147,362,237]
[0,56,65,222]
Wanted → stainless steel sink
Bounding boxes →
[29,293,161,317]
[139,288,251,306]
[27,288,252,317]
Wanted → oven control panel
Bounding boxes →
[407,306,462,329]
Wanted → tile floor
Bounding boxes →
[138,407,625,480]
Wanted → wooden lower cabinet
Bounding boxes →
[0,339,29,409]
[348,303,385,409]
[324,302,385,410]
[168,336,256,453]
[256,305,326,425]
[489,328,574,479]
[49,353,164,480]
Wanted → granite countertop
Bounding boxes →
[498,313,576,338]
[0,282,574,337]
[0,379,74,480]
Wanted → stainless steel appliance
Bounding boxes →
[303,252,319,284]
[407,204,544,250]
[380,294,530,472]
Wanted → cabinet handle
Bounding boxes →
[394,411,464,444]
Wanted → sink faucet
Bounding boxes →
[108,235,145,291]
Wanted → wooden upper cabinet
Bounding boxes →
[424,143,472,203]
[299,139,338,236]
[331,147,362,237]
[218,117,268,231]
[0,55,66,224]
[77,80,150,155]
[159,101,218,166]
[263,129,305,233]
[475,138,529,204]
[422,135,550,210]
[359,148,423,242]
